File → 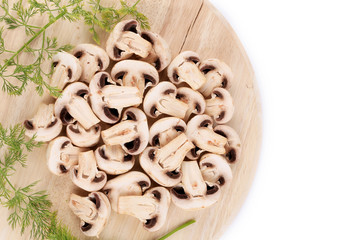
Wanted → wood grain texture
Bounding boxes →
[0,0,262,239]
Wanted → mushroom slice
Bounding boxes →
[89,72,142,124]
[50,51,81,90]
[143,82,189,119]
[170,161,221,211]
[106,19,152,61]
[55,82,100,130]
[177,87,206,121]
[101,108,149,155]
[140,133,194,187]
[70,150,107,192]
[199,154,233,188]
[111,60,159,96]
[66,122,100,147]
[95,144,134,175]
[140,31,171,72]
[167,51,206,90]
[72,43,110,83]
[205,88,235,124]
[198,59,233,97]
[46,136,81,175]
[214,125,241,164]
[69,192,111,237]
[149,117,186,147]
[102,171,151,212]
[186,115,227,158]
[24,103,62,142]
[117,187,170,232]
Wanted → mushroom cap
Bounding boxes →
[24,103,62,142]
[177,87,206,120]
[199,153,233,188]
[186,114,227,157]
[101,107,149,155]
[140,31,172,72]
[103,171,151,212]
[205,88,235,124]
[149,117,187,147]
[66,122,101,147]
[70,150,107,192]
[143,81,189,119]
[214,125,241,164]
[106,19,152,61]
[51,51,82,90]
[167,51,206,90]
[198,58,233,97]
[111,60,159,95]
[95,144,135,175]
[46,136,81,176]
[69,192,111,237]
[170,160,221,211]
[54,82,100,129]
[72,43,110,83]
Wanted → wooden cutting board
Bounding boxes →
[0,0,262,239]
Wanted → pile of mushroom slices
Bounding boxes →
[24,19,241,237]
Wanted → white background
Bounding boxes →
[208,0,360,239]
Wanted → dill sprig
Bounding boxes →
[157,219,196,240]
[0,0,149,97]
[0,124,77,239]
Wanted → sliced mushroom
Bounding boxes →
[140,31,171,72]
[69,192,111,237]
[167,51,206,90]
[117,187,170,232]
[102,171,151,212]
[66,122,100,147]
[54,82,100,130]
[89,72,142,124]
[111,60,159,96]
[143,82,188,119]
[176,87,206,121]
[198,59,233,97]
[199,153,233,188]
[101,108,149,155]
[46,136,81,175]
[149,117,186,147]
[106,19,152,61]
[186,115,227,159]
[24,103,62,142]
[140,133,194,187]
[95,144,134,175]
[205,88,234,124]
[72,43,110,83]
[70,150,107,192]
[214,125,241,164]
[50,51,81,90]
[170,160,221,210]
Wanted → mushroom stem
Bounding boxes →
[205,98,225,118]
[60,145,81,167]
[102,86,142,109]
[32,104,56,127]
[70,194,97,223]
[77,151,97,180]
[67,97,100,130]
[194,128,227,154]
[157,133,194,170]
[199,71,222,97]
[177,62,206,90]
[117,195,157,221]
[51,65,68,90]
[118,32,152,58]
[181,161,207,197]
[157,95,188,119]
[101,121,138,146]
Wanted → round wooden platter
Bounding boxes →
[0,0,262,239]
